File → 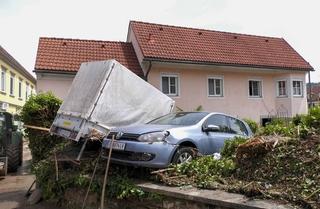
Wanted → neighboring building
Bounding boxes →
[308,83,320,106]
[0,45,36,114]
[35,38,143,99]
[35,21,314,122]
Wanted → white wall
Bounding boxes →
[36,72,74,100]
[148,64,308,122]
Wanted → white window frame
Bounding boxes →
[248,79,263,98]
[18,78,23,99]
[160,74,180,97]
[26,82,29,99]
[9,73,15,96]
[1,67,6,93]
[276,80,287,97]
[207,76,224,97]
[292,80,303,97]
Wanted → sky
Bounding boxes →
[0,0,319,81]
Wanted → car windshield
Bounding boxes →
[148,112,209,126]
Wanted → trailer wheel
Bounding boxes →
[6,144,20,172]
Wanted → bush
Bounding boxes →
[220,137,247,159]
[243,118,259,134]
[292,114,303,126]
[261,107,320,138]
[20,92,64,164]
[174,156,236,187]
[261,119,296,137]
[301,106,320,129]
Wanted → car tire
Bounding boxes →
[171,147,195,164]
[6,144,20,172]
[18,140,23,166]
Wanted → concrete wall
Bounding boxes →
[147,64,307,122]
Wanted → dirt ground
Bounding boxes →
[0,140,61,209]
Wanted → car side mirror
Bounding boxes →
[203,124,220,132]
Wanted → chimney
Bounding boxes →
[147,33,155,43]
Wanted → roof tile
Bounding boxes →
[35,38,143,76]
[130,21,313,71]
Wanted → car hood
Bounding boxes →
[110,124,180,135]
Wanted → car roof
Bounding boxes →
[175,111,244,121]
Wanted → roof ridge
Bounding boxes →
[130,20,281,40]
[40,37,129,44]
[0,45,36,83]
[280,38,313,70]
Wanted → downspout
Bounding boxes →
[144,61,152,81]
[308,71,312,108]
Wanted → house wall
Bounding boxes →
[36,73,74,100]
[147,65,307,122]
[36,66,308,123]
[0,58,36,114]
[290,73,308,116]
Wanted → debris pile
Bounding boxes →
[153,135,320,209]
[235,136,289,166]
[235,135,320,209]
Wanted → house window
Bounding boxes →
[161,75,179,96]
[31,86,34,95]
[277,80,287,97]
[208,77,223,97]
[18,79,22,99]
[26,82,29,99]
[10,73,15,96]
[249,80,262,97]
[1,67,6,92]
[292,80,303,96]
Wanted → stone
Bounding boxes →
[163,200,175,209]
[27,188,42,205]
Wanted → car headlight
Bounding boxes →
[137,131,169,143]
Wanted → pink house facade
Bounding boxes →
[35,21,314,123]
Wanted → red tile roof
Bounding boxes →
[311,85,320,94]
[130,21,313,71]
[35,37,144,76]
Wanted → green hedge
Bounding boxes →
[243,118,259,134]
[20,92,64,164]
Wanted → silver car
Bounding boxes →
[102,112,252,168]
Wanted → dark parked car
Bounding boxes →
[102,112,252,168]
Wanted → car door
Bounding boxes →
[201,114,235,154]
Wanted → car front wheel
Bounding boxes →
[171,147,195,164]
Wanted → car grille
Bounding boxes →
[103,149,155,161]
[107,132,140,141]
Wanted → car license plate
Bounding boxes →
[59,128,71,137]
[57,128,78,140]
[106,141,126,151]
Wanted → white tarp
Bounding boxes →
[57,59,175,129]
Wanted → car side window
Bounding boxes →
[204,114,229,132]
[228,117,248,136]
